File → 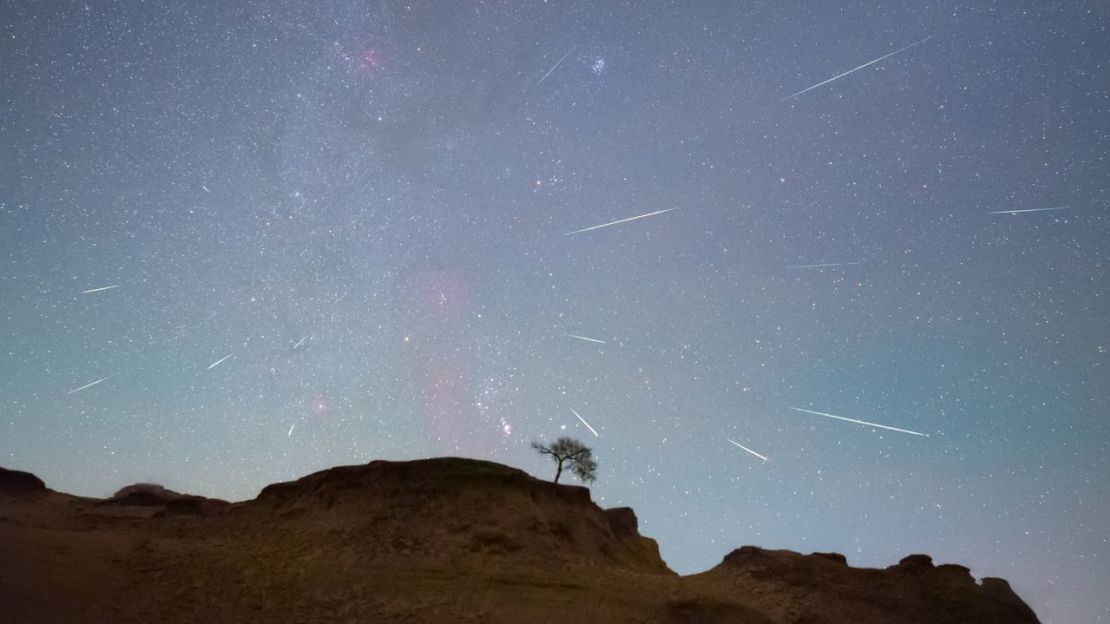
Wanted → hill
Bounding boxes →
[0,458,1039,623]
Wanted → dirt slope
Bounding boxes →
[0,459,1039,623]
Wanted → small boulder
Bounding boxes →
[893,554,935,572]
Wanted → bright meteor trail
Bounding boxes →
[206,352,234,370]
[988,206,1071,215]
[566,208,677,236]
[566,333,607,344]
[787,262,863,269]
[782,36,930,101]
[68,375,115,394]
[568,406,600,437]
[727,438,769,462]
[788,406,929,437]
[81,285,119,294]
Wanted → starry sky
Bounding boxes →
[1,2,1108,621]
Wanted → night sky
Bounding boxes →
[2,2,1108,621]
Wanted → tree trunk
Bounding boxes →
[553,459,563,483]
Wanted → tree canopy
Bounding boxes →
[531,437,597,484]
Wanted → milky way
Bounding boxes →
[1,3,1107,621]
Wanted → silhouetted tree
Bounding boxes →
[531,437,597,484]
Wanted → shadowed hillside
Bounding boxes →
[0,459,1039,623]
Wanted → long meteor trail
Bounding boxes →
[566,208,677,236]
[566,333,607,345]
[206,352,234,370]
[68,375,115,394]
[787,262,863,269]
[568,406,600,437]
[727,438,769,462]
[788,406,929,437]
[81,285,119,294]
[988,206,1070,215]
[538,47,575,84]
[782,36,930,101]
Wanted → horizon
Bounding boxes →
[1,452,1033,581]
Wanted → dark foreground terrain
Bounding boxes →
[0,461,1039,623]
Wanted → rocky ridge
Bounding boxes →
[0,459,1039,623]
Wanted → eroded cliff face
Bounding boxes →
[240,457,671,574]
[0,459,1040,624]
[676,546,1038,624]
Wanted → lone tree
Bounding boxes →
[531,437,597,484]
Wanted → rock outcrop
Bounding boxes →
[0,466,46,496]
[0,459,1041,624]
[684,546,1039,623]
[101,483,229,516]
[242,457,670,573]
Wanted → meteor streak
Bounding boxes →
[288,423,295,437]
[206,352,234,370]
[788,406,929,437]
[81,285,119,294]
[292,336,306,350]
[566,333,607,344]
[782,36,930,101]
[988,206,1070,215]
[538,46,575,84]
[786,262,862,269]
[568,406,600,437]
[566,208,677,236]
[68,375,115,394]
[727,438,768,462]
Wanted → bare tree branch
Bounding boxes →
[532,437,597,484]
